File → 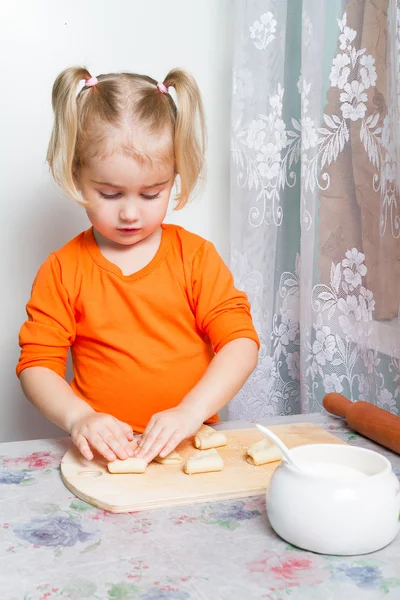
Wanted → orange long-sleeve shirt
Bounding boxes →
[17,224,259,432]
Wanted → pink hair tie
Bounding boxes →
[157,82,169,94]
[85,76,98,87]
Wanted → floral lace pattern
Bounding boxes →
[229,0,400,419]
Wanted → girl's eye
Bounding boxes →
[141,193,160,200]
[100,192,121,199]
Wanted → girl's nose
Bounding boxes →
[120,201,139,222]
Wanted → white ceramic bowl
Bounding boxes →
[266,444,400,555]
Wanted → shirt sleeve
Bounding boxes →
[191,241,260,352]
[16,254,76,378]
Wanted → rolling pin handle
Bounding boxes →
[322,393,352,418]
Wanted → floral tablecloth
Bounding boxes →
[1,413,400,600]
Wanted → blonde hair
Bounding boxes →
[46,66,206,208]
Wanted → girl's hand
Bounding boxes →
[69,412,135,462]
[134,407,203,463]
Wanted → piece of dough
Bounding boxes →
[107,457,147,474]
[184,449,224,475]
[106,439,143,473]
[154,450,182,465]
[247,439,282,466]
[194,425,228,450]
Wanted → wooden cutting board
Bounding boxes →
[61,423,346,513]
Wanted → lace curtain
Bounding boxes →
[228,0,400,420]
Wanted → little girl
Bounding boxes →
[17,66,259,465]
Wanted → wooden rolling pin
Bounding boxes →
[323,392,400,455]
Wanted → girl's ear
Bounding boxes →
[72,167,80,190]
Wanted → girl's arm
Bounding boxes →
[136,240,260,462]
[135,337,258,461]
[20,366,135,461]
[180,337,258,420]
[18,255,135,462]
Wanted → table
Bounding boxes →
[1,413,399,600]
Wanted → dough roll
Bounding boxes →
[107,457,148,474]
[194,425,228,450]
[154,450,182,465]
[247,438,282,466]
[184,449,224,474]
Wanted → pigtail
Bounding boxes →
[163,69,206,208]
[46,66,92,203]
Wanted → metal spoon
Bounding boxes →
[256,423,303,471]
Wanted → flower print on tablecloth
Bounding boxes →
[334,564,383,589]
[0,450,63,486]
[3,498,116,555]
[1,450,62,471]
[0,469,35,485]
[331,560,400,594]
[21,574,196,600]
[12,514,98,547]
[247,550,330,589]
[43,579,97,599]
[140,589,190,600]
[170,497,264,530]
[128,514,154,535]
[203,499,263,528]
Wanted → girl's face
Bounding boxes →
[77,146,175,248]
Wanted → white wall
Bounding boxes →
[0,0,233,442]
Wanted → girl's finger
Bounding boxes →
[158,430,183,459]
[102,428,131,460]
[75,434,94,461]
[134,418,158,454]
[138,416,157,442]
[135,422,164,458]
[116,419,134,441]
[88,432,117,462]
[107,422,135,457]
[141,427,177,463]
